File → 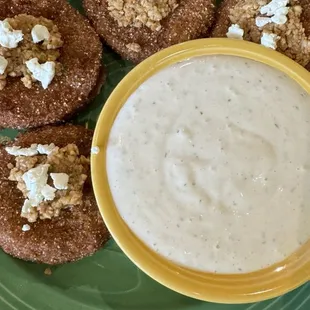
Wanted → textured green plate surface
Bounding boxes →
[0,1,309,309]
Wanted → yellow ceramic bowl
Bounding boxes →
[91,38,310,304]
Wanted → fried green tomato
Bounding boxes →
[84,0,216,63]
[211,0,310,68]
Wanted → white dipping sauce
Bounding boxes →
[106,56,310,274]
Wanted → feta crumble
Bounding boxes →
[25,58,55,89]
[0,20,23,48]
[260,0,289,25]
[22,199,32,214]
[22,224,31,232]
[91,146,100,154]
[37,143,56,155]
[5,144,38,156]
[260,0,289,16]
[255,17,272,28]
[261,32,279,50]
[41,184,56,201]
[226,24,244,40]
[6,143,56,156]
[31,24,50,43]
[22,164,50,207]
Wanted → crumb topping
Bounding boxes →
[228,0,310,67]
[0,136,11,145]
[107,0,179,31]
[0,14,63,90]
[8,144,89,223]
[126,42,142,52]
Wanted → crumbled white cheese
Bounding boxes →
[22,164,50,207]
[271,13,288,25]
[22,199,32,214]
[261,32,279,50]
[6,143,56,156]
[41,184,56,201]
[25,58,55,89]
[37,143,56,155]
[226,24,244,40]
[0,56,8,75]
[22,224,31,232]
[260,0,289,16]
[50,173,69,190]
[0,20,23,48]
[255,17,272,28]
[31,24,50,43]
[260,0,289,25]
[91,146,100,154]
[5,144,38,156]
[273,6,290,15]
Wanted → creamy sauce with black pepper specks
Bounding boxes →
[106,56,310,274]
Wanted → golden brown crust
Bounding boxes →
[83,0,216,63]
[0,0,103,129]
[211,0,238,38]
[300,0,310,37]
[0,125,110,265]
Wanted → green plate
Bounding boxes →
[0,1,309,309]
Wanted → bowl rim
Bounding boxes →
[91,38,310,304]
